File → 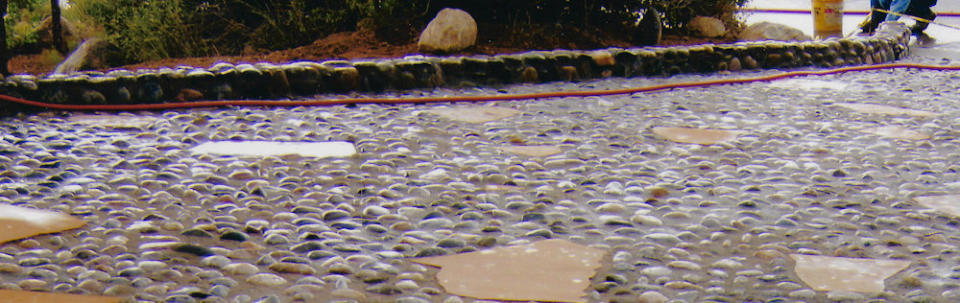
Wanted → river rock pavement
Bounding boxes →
[1,51,959,303]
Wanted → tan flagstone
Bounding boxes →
[501,145,563,157]
[0,204,85,244]
[426,106,521,123]
[914,195,960,217]
[0,290,122,303]
[68,114,158,129]
[411,239,606,303]
[483,185,523,192]
[652,127,744,145]
[860,126,930,140]
[190,141,357,158]
[768,79,849,90]
[790,254,910,293]
[833,103,937,117]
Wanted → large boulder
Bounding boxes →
[688,16,726,38]
[634,8,662,46]
[52,38,125,74]
[34,16,82,50]
[418,8,477,54]
[739,21,812,42]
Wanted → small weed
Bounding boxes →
[39,49,63,66]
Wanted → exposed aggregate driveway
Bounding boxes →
[2,50,960,303]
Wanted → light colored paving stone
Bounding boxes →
[0,289,122,303]
[411,239,604,303]
[500,145,563,157]
[0,204,85,244]
[790,254,910,293]
[190,141,356,158]
[914,195,960,217]
[768,79,849,90]
[67,114,159,129]
[651,127,745,145]
[860,125,930,140]
[425,106,521,123]
[832,103,938,117]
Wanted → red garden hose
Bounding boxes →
[1,63,959,111]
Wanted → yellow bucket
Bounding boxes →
[812,0,844,38]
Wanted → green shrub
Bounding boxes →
[38,48,63,66]
[421,0,749,33]
[189,0,353,53]
[67,0,409,60]
[5,0,45,50]
[64,0,749,62]
[68,0,208,62]
[655,0,750,32]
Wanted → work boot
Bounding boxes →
[914,32,936,47]
[857,12,881,35]
[909,12,936,35]
[910,22,929,35]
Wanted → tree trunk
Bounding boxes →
[0,0,9,75]
[51,0,67,54]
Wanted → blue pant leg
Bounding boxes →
[869,0,891,24]
[885,0,912,21]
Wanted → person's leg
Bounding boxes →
[862,0,890,32]
[905,0,936,34]
[885,0,911,21]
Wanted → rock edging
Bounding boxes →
[1,22,911,108]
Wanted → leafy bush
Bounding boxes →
[655,0,750,32]
[416,0,748,30]
[68,0,208,62]
[397,0,749,48]
[38,47,63,66]
[64,0,749,62]
[5,0,46,50]
[190,0,362,53]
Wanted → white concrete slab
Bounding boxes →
[190,141,357,158]
[767,79,849,90]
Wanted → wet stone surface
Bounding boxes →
[1,51,959,302]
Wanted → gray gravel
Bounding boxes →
[0,50,959,303]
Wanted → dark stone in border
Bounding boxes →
[0,22,912,107]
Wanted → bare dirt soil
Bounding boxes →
[8,28,735,76]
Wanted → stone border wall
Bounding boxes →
[1,22,911,107]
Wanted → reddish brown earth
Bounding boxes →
[8,29,735,76]
[8,53,58,75]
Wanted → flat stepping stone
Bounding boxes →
[426,106,521,123]
[501,145,563,157]
[68,114,158,129]
[483,185,523,192]
[790,254,910,293]
[914,194,960,217]
[0,204,85,244]
[833,103,937,117]
[768,79,848,90]
[860,126,930,140]
[0,290,122,303]
[652,127,744,145]
[412,239,605,303]
[190,141,356,158]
